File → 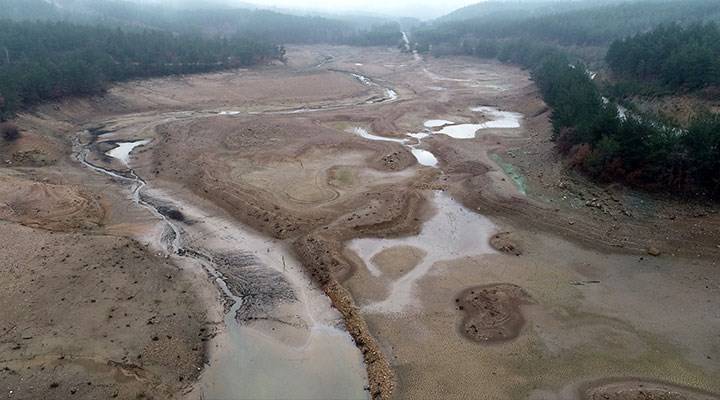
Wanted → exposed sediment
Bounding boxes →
[582,379,720,400]
[455,284,533,343]
[4,44,720,400]
[294,234,395,400]
[292,190,429,399]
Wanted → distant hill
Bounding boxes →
[419,0,720,48]
[0,0,60,20]
[0,18,284,119]
[415,0,720,197]
[435,1,595,22]
[0,0,404,45]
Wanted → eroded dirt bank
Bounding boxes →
[1,45,719,400]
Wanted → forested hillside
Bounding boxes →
[436,0,606,23]
[0,0,409,119]
[535,53,720,197]
[0,20,284,119]
[0,0,404,46]
[413,0,720,198]
[415,0,720,51]
[491,43,720,197]
[607,23,720,91]
[349,23,404,46]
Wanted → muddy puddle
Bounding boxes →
[350,127,438,167]
[347,191,497,314]
[202,323,367,400]
[105,139,151,165]
[470,106,523,128]
[81,131,369,400]
[351,127,406,144]
[349,106,522,168]
[410,148,438,167]
[433,107,523,139]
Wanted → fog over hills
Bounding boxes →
[132,0,479,19]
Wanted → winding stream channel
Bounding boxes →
[75,132,368,399]
[71,56,526,399]
[70,62,402,399]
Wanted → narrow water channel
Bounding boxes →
[74,131,369,400]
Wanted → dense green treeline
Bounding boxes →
[413,0,720,197]
[0,0,405,120]
[0,20,284,119]
[416,27,720,196]
[607,23,720,90]
[534,52,720,196]
[349,23,404,47]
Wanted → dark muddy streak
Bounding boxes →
[211,252,297,323]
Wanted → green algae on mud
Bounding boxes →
[491,153,527,195]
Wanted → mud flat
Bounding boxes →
[106,139,151,165]
[165,195,368,400]
[2,44,719,400]
[84,119,370,399]
[347,191,497,314]
[0,174,211,399]
[580,379,720,400]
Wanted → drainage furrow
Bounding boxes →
[74,135,241,307]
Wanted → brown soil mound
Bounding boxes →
[583,379,720,400]
[0,175,104,230]
[490,231,523,256]
[1,137,58,167]
[455,283,532,343]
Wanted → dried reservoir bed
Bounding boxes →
[1,45,719,400]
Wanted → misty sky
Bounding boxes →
[232,0,479,19]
